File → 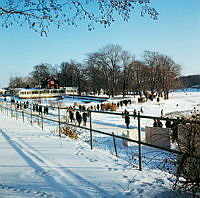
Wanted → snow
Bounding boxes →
[1,89,200,198]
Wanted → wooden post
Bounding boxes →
[89,111,93,150]
[30,104,33,126]
[11,104,14,118]
[58,107,61,137]
[10,103,12,118]
[6,103,8,116]
[41,109,43,130]
[112,132,118,157]
[137,112,142,171]
[37,111,39,126]
[22,109,24,122]
[16,106,18,120]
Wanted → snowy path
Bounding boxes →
[0,111,184,198]
[0,113,135,198]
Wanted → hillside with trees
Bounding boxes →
[180,75,200,88]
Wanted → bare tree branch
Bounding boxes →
[0,0,158,35]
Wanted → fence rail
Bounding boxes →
[0,99,185,171]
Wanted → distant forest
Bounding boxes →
[180,75,200,88]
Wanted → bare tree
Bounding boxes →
[8,76,27,88]
[30,63,54,87]
[25,76,37,88]
[143,51,161,96]
[58,62,74,87]
[143,51,182,98]
[128,60,147,97]
[86,44,133,97]
[84,59,106,95]
[157,55,181,99]
[121,52,135,97]
[57,61,83,94]
[0,0,158,35]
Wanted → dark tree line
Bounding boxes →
[8,44,182,99]
[180,75,200,88]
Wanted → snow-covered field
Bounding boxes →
[0,89,200,198]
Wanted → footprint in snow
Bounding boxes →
[154,178,165,185]
[137,188,144,194]
[108,167,118,171]
[86,157,98,163]
[140,182,153,187]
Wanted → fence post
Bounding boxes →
[112,132,118,157]
[11,103,14,118]
[41,107,44,130]
[6,102,9,116]
[10,103,12,118]
[137,112,142,171]
[89,110,93,150]
[30,104,33,126]
[58,107,61,137]
[37,111,39,126]
[16,106,18,120]
[22,108,24,122]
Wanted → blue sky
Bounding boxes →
[0,0,200,88]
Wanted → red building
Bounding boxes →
[47,78,60,89]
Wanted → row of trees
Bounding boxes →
[8,44,182,98]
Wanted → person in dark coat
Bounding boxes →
[153,118,158,127]
[76,111,80,124]
[171,117,180,142]
[97,104,100,111]
[76,111,82,126]
[82,112,88,126]
[44,106,49,115]
[165,118,171,128]
[38,105,42,115]
[16,101,19,110]
[157,119,163,127]
[32,104,36,112]
[161,109,163,117]
[133,109,137,119]
[35,104,39,112]
[124,112,130,129]
[69,110,74,123]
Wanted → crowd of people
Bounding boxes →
[153,117,181,142]
[66,107,88,126]
[7,97,182,142]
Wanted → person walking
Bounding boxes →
[124,111,130,129]
[165,118,171,128]
[161,109,163,117]
[38,105,42,115]
[153,118,158,127]
[76,111,82,126]
[69,109,74,123]
[133,109,137,119]
[171,117,180,142]
[82,112,88,126]
[157,119,163,127]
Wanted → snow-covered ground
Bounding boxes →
[0,89,200,198]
